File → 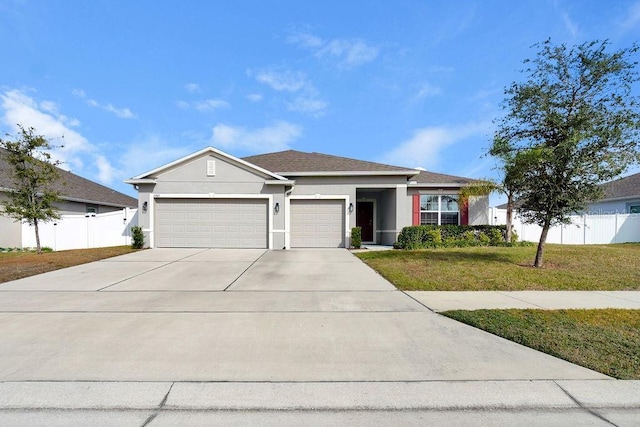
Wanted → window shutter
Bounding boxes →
[461,201,469,225]
[412,194,420,225]
[207,160,216,176]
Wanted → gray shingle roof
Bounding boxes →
[601,172,640,200]
[243,150,475,185]
[0,148,136,208]
[412,170,475,185]
[243,150,416,173]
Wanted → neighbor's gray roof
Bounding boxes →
[243,150,416,174]
[493,172,640,209]
[601,172,640,200]
[0,148,137,208]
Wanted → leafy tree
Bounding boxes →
[0,125,63,254]
[493,39,640,267]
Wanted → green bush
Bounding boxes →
[395,224,512,249]
[351,227,362,249]
[131,225,145,249]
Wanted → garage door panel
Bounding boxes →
[290,200,345,248]
[155,199,268,248]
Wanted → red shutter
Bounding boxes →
[461,202,469,225]
[412,194,421,225]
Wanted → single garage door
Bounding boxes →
[155,198,268,248]
[290,199,345,248]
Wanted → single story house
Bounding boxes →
[587,172,640,215]
[126,147,488,249]
[0,148,137,247]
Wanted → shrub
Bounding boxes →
[351,227,362,249]
[488,228,504,246]
[131,225,144,249]
[425,228,442,248]
[41,246,54,253]
[477,232,490,246]
[395,224,513,249]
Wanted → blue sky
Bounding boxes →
[1,0,639,204]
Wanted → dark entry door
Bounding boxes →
[356,201,374,242]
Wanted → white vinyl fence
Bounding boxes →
[489,208,640,244]
[22,208,138,251]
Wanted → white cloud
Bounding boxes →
[95,154,117,184]
[250,67,327,116]
[210,121,302,154]
[562,12,579,37]
[72,89,136,119]
[184,83,201,93]
[287,31,379,68]
[620,1,640,31]
[194,99,230,112]
[286,97,328,117]
[317,39,379,67]
[1,89,92,171]
[252,68,307,92]
[286,32,323,48]
[416,83,442,99]
[175,99,230,112]
[381,122,490,169]
[246,93,263,102]
[122,134,192,177]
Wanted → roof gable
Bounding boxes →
[0,148,136,208]
[243,150,418,175]
[131,146,288,181]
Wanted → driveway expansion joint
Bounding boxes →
[222,250,269,291]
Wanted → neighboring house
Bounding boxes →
[0,148,137,247]
[587,172,640,215]
[126,147,489,249]
[493,172,640,216]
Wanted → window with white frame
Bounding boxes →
[420,194,460,225]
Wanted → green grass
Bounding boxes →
[356,244,640,291]
[442,309,640,379]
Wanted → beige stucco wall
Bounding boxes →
[0,193,22,247]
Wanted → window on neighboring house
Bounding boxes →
[86,206,97,214]
[420,194,460,225]
[630,205,640,214]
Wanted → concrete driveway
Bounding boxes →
[0,248,606,382]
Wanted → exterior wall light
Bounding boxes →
[349,202,354,213]
[274,202,280,214]
[142,201,148,213]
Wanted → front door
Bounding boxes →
[356,201,374,242]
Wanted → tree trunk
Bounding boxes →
[34,219,42,255]
[534,219,551,268]
[505,193,513,244]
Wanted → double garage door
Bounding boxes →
[154,198,345,248]
[155,199,267,248]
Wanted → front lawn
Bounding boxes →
[442,309,640,379]
[356,244,640,291]
[0,246,138,283]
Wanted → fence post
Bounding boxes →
[583,214,587,245]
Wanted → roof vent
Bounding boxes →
[207,160,216,177]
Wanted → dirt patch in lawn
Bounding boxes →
[0,246,138,283]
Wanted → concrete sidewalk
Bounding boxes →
[408,290,640,312]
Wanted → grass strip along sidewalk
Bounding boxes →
[356,244,640,291]
[442,309,640,379]
[0,246,137,283]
